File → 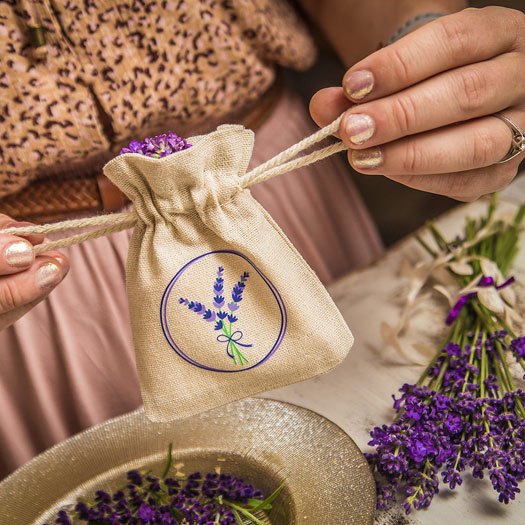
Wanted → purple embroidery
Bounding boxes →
[180,268,252,366]
[160,251,287,373]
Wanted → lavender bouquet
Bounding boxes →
[180,267,252,366]
[368,196,525,514]
[45,444,284,524]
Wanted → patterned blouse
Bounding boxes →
[0,0,316,198]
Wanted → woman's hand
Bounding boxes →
[0,214,69,331]
[310,7,525,201]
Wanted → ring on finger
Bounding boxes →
[492,113,525,164]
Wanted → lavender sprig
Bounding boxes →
[228,272,249,312]
[179,268,251,366]
[119,131,191,158]
[213,267,225,309]
[369,195,525,514]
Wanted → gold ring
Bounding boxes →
[493,113,525,163]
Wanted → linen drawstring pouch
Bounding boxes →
[4,117,353,422]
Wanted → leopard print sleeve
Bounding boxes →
[0,0,317,198]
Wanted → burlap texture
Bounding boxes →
[103,125,354,422]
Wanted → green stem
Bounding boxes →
[480,332,487,398]
[225,501,266,525]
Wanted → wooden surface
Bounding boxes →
[263,175,525,524]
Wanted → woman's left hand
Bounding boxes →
[309,7,525,201]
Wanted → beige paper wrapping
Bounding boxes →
[103,125,353,422]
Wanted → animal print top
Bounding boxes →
[0,0,316,198]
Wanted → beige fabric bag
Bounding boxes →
[103,124,353,422]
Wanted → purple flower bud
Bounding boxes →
[119,132,191,157]
[203,309,216,322]
[138,503,155,521]
[213,296,225,308]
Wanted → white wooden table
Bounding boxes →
[263,174,525,524]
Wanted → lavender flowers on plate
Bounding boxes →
[44,444,283,524]
[368,196,525,514]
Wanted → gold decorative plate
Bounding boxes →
[0,398,375,524]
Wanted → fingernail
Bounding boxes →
[351,147,383,169]
[3,221,34,230]
[346,114,375,144]
[52,254,67,266]
[5,240,34,268]
[344,70,374,100]
[36,262,63,289]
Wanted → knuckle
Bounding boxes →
[443,173,476,200]
[454,68,488,114]
[389,47,412,86]
[493,164,518,190]
[470,127,497,166]
[437,17,477,60]
[0,279,25,313]
[391,95,418,135]
[401,139,425,173]
[507,8,525,49]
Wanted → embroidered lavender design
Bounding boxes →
[179,267,252,366]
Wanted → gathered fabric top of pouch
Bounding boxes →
[0,0,316,198]
[103,125,255,219]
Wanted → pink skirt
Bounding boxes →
[0,90,382,479]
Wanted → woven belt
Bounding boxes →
[0,79,282,223]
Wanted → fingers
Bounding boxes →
[340,53,525,150]
[0,252,69,315]
[348,112,523,176]
[0,214,70,328]
[0,214,44,246]
[382,159,521,202]
[309,87,352,132]
[0,234,35,275]
[342,7,524,103]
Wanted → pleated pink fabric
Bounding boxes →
[0,90,382,479]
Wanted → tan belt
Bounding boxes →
[0,79,282,224]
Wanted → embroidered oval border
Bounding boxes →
[160,249,287,372]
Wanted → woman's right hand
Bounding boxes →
[0,214,69,331]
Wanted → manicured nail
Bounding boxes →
[344,70,374,100]
[346,114,375,144]
[351,147,383,169]
[3,221,34,229]
[52,254,67,266]
[4,240,34,268]
[36,262,63,289]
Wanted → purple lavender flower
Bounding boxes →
[138,503,155,521]
[511,337,525,358]
[368,331,525,515]
[179,267,252,366]
[119,131,191,158]
[55,510,71,525]
[228,272,249,312]
[203,309,216,322]
[213,267,225,309]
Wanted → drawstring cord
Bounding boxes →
[1,115,347,254]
